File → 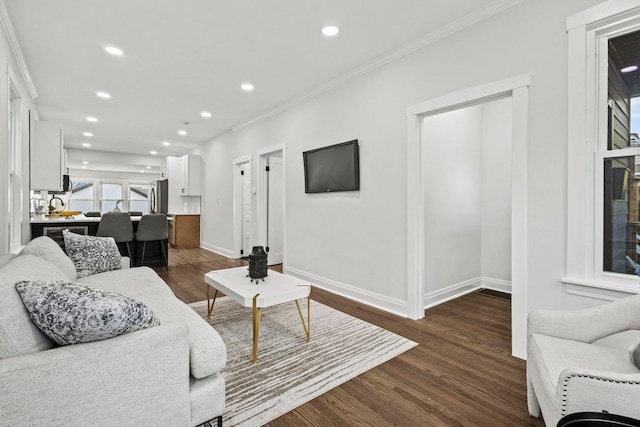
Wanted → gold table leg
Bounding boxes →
[253,293,261,364]
[206,287,218,319]
[295,296,311,342]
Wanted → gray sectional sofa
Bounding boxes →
[0,236,226,427]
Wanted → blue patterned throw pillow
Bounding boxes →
[62,230,122,278]
[15,280,160,345]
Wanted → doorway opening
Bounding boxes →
[256,145,285,267]
[406,75,530,358]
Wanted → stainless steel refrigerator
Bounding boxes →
[149,179,168,214]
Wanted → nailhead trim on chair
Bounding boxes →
[561,373,640,415]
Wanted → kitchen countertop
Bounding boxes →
[30,214,143,224]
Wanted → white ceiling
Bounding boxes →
[4,0,505,173]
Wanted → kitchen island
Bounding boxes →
[30,214,170,268]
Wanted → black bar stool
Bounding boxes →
[135,214,168,270]
[96,212,134,259]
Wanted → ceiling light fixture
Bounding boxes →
[105,46,123,56]
[322,26,339,36]
[178,130,187,136]
[82,166,87,169]
[201,111,212,118]
[83,132,93,137]
[621,65,639,73]
[241,83,254,92]
[150,150,157,155]
[86,116,98,122]
[82,161,89,165]
[82,143,91,147]
[162,141,170,146]
[146,166,151,169]
[96,91,111,99]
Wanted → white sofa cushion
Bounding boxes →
[0,255,66,359]
[78,266,227,378]
[19,236,77,280]
[15,280,160,345]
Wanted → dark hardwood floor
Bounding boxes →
[155,247,544,427]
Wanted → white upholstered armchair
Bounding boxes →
[527,295,640,426]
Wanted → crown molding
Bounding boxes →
[232,0,524,132]
[0,0,37,98]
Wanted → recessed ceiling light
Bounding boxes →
[83,132,93,137]
[150,150,157,155]
[96,91,111,99]
[162,141,170,146]
[322,26,339,36]
[146,166,151,169]
[140,170,145,173]
[81,166,87,169]
[178,130,187,136]
[105,46,123,56]
[201,111,212,118]
[86,116,98,122]
[82,161,89,165]
[82,143,91,147]
[241,83,254,92]
[621,65,639,73]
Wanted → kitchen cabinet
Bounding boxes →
[179,154,202,196]
[168,214,200,248]
[30,120,65,191]
[160,158,167,178]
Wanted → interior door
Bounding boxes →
[241,164,252,257]
[267,156,283,265]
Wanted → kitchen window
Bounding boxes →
[100,182,123,213]
[129,184,150,214]
[68,182,94,213]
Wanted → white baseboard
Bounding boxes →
[424,276,512,310]
[285,266,410,317]
[199,242,233,258]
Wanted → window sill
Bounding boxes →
[561,276,640,301]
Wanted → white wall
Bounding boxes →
[422,106,483,294]
[192,0,607,317]
[481,97,512,282]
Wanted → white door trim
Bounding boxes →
[232,155,251,258]
[406,74,530,359]
[256,144,286,268]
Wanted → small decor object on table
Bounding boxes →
[247,246,268,283]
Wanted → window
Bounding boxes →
[100,183,123,213]
[129,183,149,214]
[566,3,640,295]
[68,182,94,213]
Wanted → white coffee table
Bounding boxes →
[204,267,311,364]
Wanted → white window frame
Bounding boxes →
[565,1,640,299]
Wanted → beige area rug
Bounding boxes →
[189,297,417,427]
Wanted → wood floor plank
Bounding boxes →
[155,247,545,427]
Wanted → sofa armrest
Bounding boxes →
[0,322,192,426]
[528,295,640,343]
[557,368,640,420]
[121,256,131,269]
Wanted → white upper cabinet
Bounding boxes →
[179,154,202,196]
[160,158,168,178]
[30,120,64,191]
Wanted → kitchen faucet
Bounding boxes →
[48,196,65,212]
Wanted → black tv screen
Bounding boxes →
[303,140,360,193]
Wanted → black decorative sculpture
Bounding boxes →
[247,246,268,283]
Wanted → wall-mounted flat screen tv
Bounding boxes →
[303,139,360,193]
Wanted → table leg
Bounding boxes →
[295,291,311,342]
[253,293,261,364]
[207,287,218,319]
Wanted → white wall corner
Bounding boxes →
[286,266,410,318]
[200,242,234,259]
[480,277,512,294]
[423,277,483,310]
